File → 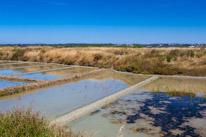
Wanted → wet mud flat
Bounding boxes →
[68,90,206,137]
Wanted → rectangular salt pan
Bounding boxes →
[0,80,28,90]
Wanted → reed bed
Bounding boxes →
[0,69,109,97]
[0,46,206,76]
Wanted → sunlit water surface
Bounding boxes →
[0,80,28,90]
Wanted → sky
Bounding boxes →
[0,0,206,44]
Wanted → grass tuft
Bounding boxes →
[0,105,81,137]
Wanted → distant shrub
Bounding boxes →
[150,49,156,54]
[0,51,3,57]
[12,49,26,60]
[187,50,195,57]
[66,60,74,65]
[132,45,143,48]
[117,64,142,73]
[93,54,103,62]
[166,56,172,62]
[169,49,180,57]
[114,50,129,55]
[41,49,46,54]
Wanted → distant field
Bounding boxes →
[0,46,206,76]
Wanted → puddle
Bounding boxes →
[0,80,28,90]
[0,72,148,119]
[68,89,206,137]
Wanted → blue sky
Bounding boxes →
[0,0,206,44]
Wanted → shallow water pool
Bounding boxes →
[17,67,96,80]
[0,72,148,119]
[0,80,28,90]
[0,64,67,76]
[0,69,23,76]
[18,73,66,80]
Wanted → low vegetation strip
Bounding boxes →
[0,62,31,66]
[0,69,109,97]
[50,76,159,126]
[0,46,206,76]
[0,64,54,70]
[0,75,43,82]
[113,70,206,79]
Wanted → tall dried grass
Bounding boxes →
[0,46,206,76]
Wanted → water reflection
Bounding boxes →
[18,72,66,80]
[0,79,128,119]
[0,80,28,89]
[0,69,23,76]
[17,67,96,80]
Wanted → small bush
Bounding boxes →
[12,49,26,60]
[114,50,128,55]
[66,60,74,65]
[0,51,3,57]
[187,50,195,57]
[41,49,46,54]
[169,49,180,57]
[93,54,103,62]
[166,56,172,62]
[0,106,80,137]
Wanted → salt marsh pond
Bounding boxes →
[0,80,28,89]
[0,60,206,137]
[0,71,148,119]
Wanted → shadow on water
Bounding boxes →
[95,90,206,137]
